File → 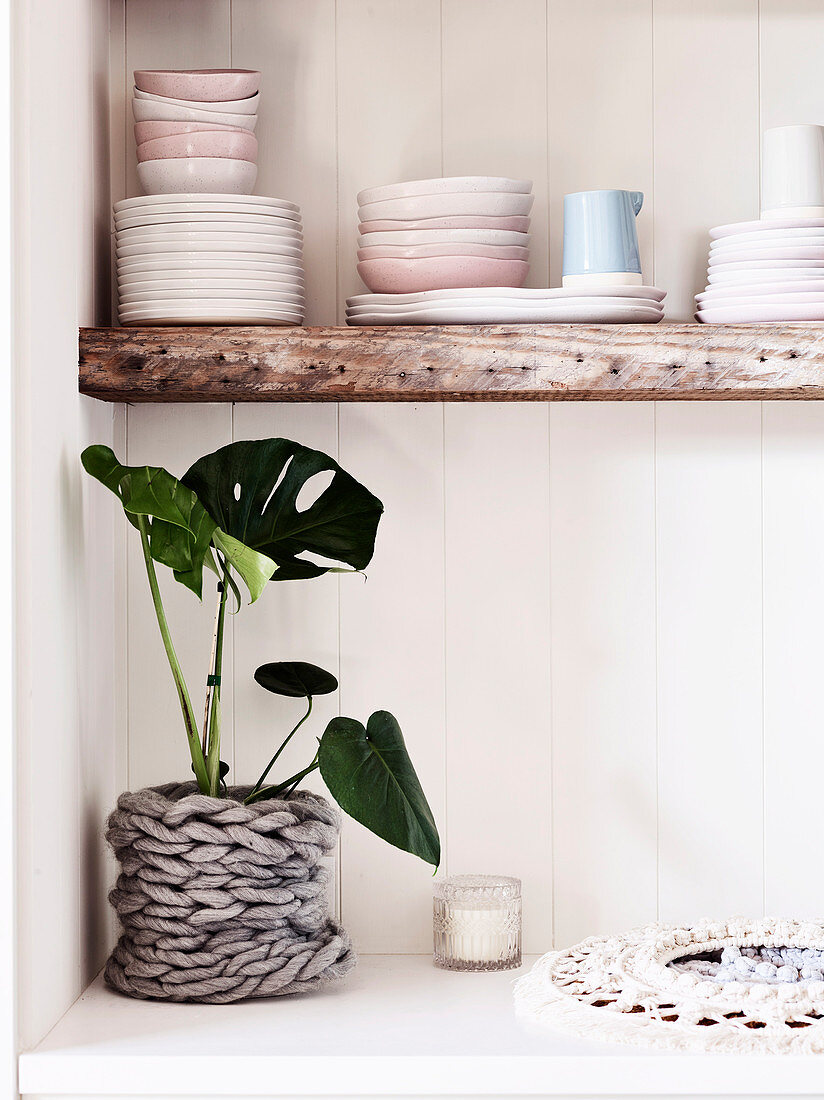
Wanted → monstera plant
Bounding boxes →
[82,438,439,868]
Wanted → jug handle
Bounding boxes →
[630,191,644,215]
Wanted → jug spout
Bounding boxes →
[630,191,644,215]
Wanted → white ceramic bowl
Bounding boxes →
[358,192,534,221]
[134,87,261,116]
[114,193,298,214]
[357,177,532,205]
[136,131,258,163]
[115,210,302,231]
[358,215,531,233]
[137,157,258,195]
[357,229,529,247]
[357,243,529,261]
[132,98,258,130]
[134,69,260,102]
[120,286,305,305]
[117,224,302,243]
[357,255,529,293]
[116,255,304,277]
[134,120,251,144]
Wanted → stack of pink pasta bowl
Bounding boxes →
[133,69,260,194]
[355,176,533,295]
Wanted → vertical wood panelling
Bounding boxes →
[442,0,549,287]
[763,404,824,918]
[122,0,231,199]
[547,0,654,289]
[550,404,657,946]
[760,0,824,132]
[232,1,337,325]
[338,405,446,952]
[335,0,442,320]
[656,404,763,921]
[126,406,233,788]
[443,405,552,953]
[653,0,759,319]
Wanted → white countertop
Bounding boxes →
[19,954,824,1096]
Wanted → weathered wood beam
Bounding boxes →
[79,323,824,402]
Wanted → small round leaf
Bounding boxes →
[254,661,338,698]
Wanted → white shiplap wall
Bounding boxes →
[113,0,824,954]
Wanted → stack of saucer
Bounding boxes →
[346,285,665,325]
[115,193,305,325]
[696,217,824,322]
[357,176,533,293]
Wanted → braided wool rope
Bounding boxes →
[105,782,356,1003]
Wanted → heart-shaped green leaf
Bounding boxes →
[255,661,338,698]
[319,711,440,867]
[182,438,384,582]
[82,444,217,598]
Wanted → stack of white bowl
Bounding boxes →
[115,193,305,326]
[133,68,260,195]
[354,177,533,296]
[697,125,824,322]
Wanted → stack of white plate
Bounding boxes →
[115,193,305,325]
[346,285,665,325]
[357,177,533,293]
[696,217,824,322]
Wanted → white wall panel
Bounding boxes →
[656,404,763,922]
[653,0,759,318]
[444,404,552,953]
[550,404,657,947]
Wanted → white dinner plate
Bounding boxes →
[709,246,824,263]
[117,256,304,277]
[120,287,305,305]
[697,280,824,300]
[115,210,302,231]
[707,267,824,285]
[357,177,532,205]
[347,295,663,315]
[118,274,305,292]
[346,303,663,325]
[346,285,666,306]
[358,192,535,221]
[707,258,824,273]
[119,304,303,324]
[709,216,824,240]
[114,193,299,214]
[709,227,824,249]
[116,239,303,259]
[697,303,824,322]
[117,226,303,244]
[356,229,530,248]
[696,291,824,307]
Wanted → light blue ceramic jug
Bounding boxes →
[562,189,644,279]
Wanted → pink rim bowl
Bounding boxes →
[358,215,531,233]
[357,243,530,261]
[136,131,258,163]
[134,69,260,102]
[357,256,529,294]
[134,120,249,144]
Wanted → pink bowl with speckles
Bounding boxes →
[137,131,258,163]
[357,256,529,294]
[134,69,260,102]
[134,120,249,144]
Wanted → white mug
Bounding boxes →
[762,124,824,220]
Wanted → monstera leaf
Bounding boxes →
[255,661,338,698]
[82,445,217,597]
[318,711,440,867]
[182,438,384,581]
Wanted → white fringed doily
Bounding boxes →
[514,918,824,1053]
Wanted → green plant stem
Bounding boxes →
[247,697,313,801]
[204,565,230,797]
[245,756,319,805]
[137,514,209,793]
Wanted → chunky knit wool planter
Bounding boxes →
[105,783,355,1003]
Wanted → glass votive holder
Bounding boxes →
[433,874,522,972]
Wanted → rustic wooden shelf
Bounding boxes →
[79,323,824,402]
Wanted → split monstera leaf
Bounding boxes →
[81,437,440,867]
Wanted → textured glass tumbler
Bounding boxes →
[433,875,522,972]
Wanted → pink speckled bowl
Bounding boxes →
[358,215,531,233]
[134,120,249,144]
[134,69,260,102]
[137,131,258,163]
[357,243,529,261]
[357,256,529,293]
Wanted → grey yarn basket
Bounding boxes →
[104,782,356,1003]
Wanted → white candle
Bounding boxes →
[433,875,521,972]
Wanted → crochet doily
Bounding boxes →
[514,918,824,1053]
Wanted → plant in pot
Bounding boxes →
[82,438,439,1004]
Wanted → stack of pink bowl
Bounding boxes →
[356,177,533,293]
[133,69,260,195]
